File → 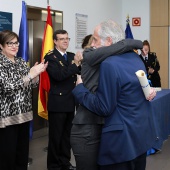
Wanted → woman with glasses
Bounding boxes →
[0,30,48,170]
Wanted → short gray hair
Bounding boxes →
[98,20,125,45]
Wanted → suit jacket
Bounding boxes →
[44,48,81,112]
[139,52,161,87]
[73,39,143,124]
[72,52,155,165]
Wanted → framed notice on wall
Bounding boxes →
[75,13,88,48]
[0,11,12,31]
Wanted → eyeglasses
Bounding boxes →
[56,38,70,42]
[6,42,20,47]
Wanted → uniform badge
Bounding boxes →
[59,61,64,66]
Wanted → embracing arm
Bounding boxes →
[73,61,156,116]
[72,61,120,116]
[83,39,142,67]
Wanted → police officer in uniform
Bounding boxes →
[45,30,81,170]
[139,40,161,87]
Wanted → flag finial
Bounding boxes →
[126,14,130,24]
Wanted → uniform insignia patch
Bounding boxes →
[59,61,64,66]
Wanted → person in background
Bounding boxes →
[81,34,93,49]
[71,30,156,170]
[139,40,161,87]
[72,20,156,170]
[44,29,82,170]
[0,30,48,170]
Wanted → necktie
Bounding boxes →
[63,53,67,61]
[145,57,148,62]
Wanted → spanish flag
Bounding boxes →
[38,6,54,119]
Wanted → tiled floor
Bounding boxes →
[28,128,170,170]
[28,128,76,170]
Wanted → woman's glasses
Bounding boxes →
[6,42,20,47]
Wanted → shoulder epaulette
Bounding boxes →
[150,52,156,56]
[46,49,54,56]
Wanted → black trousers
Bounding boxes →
[100,152,147,170]
[47,111,74,170]
[70,124,102,170]
[0,121,30,170]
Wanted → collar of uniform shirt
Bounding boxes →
[142,54,148,60]
[56,48,67,56]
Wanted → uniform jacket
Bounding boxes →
[73,39,143,124]
[139,52,161,87]
[72,52,155,165]
[44,48,81,112]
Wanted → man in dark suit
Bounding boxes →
[71,38,144,170]
[45,30,81,170]
[72,20,156,170]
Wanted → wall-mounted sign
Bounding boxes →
[132,17,141,26]
[75,13,88,49]
[0,11,12,31]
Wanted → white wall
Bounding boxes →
[0,0,150,52]
[122,0,150,42]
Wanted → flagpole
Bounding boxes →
[47,0,49,6]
